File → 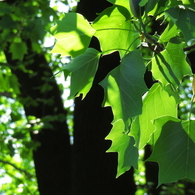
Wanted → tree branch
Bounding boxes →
[5,170,35,195]
[0,159,35,179]
[184,44,195,52]
[0,92,13,98]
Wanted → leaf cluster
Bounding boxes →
[50,0,195,186]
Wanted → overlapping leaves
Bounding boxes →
[148,117,195,186]
[159,21,178,43]
[93,5,140,58]
[100,50,148,128]
[166,7,195,42]
[106,119,138,177]
[139,0,167,15]
[129,83,177,149]
[63,48,101,99]
[50,13,95,57]
[151,42,192,89]
[107,0,130,9]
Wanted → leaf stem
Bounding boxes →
[184,44,195,52]
[124,36,140,56]
[139,17,146,34]
[101,48,131,55]
[132,20,142,33]
[96,28,138,33]
[139,16,164,52]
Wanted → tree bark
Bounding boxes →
[4,41,72,195]
[144,145,163,195]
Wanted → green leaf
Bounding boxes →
[147,117,195,186]
[143,0,167,15]
[64,48,101,99]
[7,140,15,157]
[144,0,159,14]
[166,7,195,42]
[0,71,7,91]
[50,13,95,57]
[12,132,26,139]
[9,42,27,61]
[0,15,16,29]
[100,50,148,128]
[151,42,192,88]
[181,0,195,9]
[106,0,130,9]
[181,0,191,4]
[159,21,179,43]
[10,112,22,122]
[0,3,12,16]
[130,83,177,149]
[139,0,148,6]
[9,74,20,94]
[106,119,138,177]
[93,6,140,58]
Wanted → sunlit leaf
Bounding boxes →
[147,117,195,186]
[106,0,130,9]
[50,13,96,57]
[151,42,192,88]
[106,119,138,177]
[144,0,167,15]
[100,50,148,128]
[181,0,195,9]
[64,48,101,99]
[130,83,177,149]
[182,0,191,4]
[93,6,140,58]
[159,21,179,43]
[166,7,195,42]
[144,0,159,14]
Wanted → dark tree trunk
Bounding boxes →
[144,145,162,195]
[4,41,71,195]
[72,0,136,194]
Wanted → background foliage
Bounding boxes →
[0,0,73,194]
[1,0,195,195]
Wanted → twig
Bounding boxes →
[5,170,35,195]
[0,159,35,179]
[0,92,13,98]
[184,44,195,52]
[0,62,11,66]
